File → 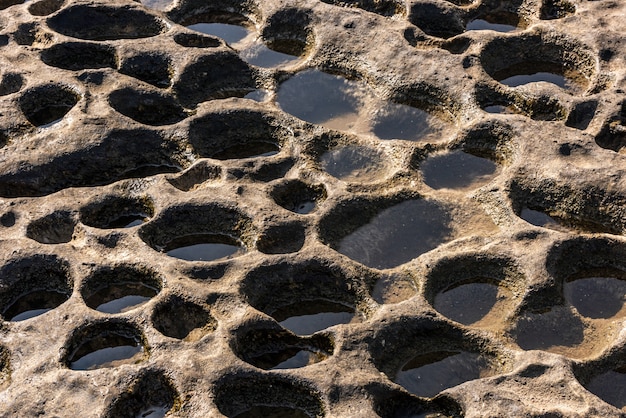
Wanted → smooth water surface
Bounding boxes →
[513,306,585,354]
[434,281,512,326]
[585,368,626,410]
[500,72,568,88]
[372,101,442,141]
[320,145,388,183]
[466,19,517,32]
[520,208,570,232]
[4,290,68,321]
[86,282,159,314]
[165,234,244,262]
[70,344,144,370]
[187,23,250,46]
[272,300,357,335]
[105,213,150,229]
[564,276,626,319]
[136,405,169,418]
[338,200,452,269]
[421,150,499,190]
[396,351,490,398]
[271,349,327,370]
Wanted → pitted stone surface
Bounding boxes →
[0,0,625,417]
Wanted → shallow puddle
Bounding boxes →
[320,145,388,183]
[70,343,144,370]
[371,101,445,142]
[239,43,300,68]
[136,405,169,418]
[564,276,626,319]
[584,368,626,410]
[493,62,586,93]
[244,90,270,102]
[271,349,327,370]
[421,150,499,190]
[483,105,517,114]
[233,406,310,418]
[3,290,69,321]
[85,283,159,314]
[434,280,512,326]
[165,234,245,262]
[519,208,570,232]
[338,200,452,269]
[277,69,363,129]
[272,300,357,335]
[395,351,491,398]
[187,23,250,46]
[104,213,150,229]
[466,19,517,33]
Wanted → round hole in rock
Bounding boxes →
[0,255,72,321]
[214,374,325,418]
[164,234,245,262]
[118,53,173,88]
[81,195,154,229]
[173,32,220,48]
[188,109,286,160]
[19,84,79,127]
[321,0,405,16]
[256,221,305,255]
[185,19,252,46]
[151,295,216,341]
[272,300,359,335]
[564,269,626,319]
[47,5,166,41]
[41,42,117,70]
[235,328,333,370]
[328,199,453,269]
[28,0,64,16]
[108,88,186,126]
[371,100,450,142]
[26,211,76,244]
[103,369,180,418]
[320,144,390,183]
[583,366,626,411]
[421,150,499,190]
[407,1,465,39]
[1,211,15,227]
[0,73,23,96]
[64,321,147,370]
[81,265,162,314]
[595,100,626,152]
[395,351,494,398]
[277,69,365,130]
[270,180,327,215]
[166,161,222,192]
[480,34,595,95]
[465,11,522,33]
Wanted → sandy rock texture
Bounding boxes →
[0,0,626,416]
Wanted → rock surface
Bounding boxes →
[0,0,626,416]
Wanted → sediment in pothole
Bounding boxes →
[0,0,626,416]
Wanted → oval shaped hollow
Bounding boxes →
[41,42,117,70]
[583,367,626,411]
[47,5,165,41]
[26,211,76,244]
[118,53,173,88]
[81,265,162,314]
[564,269,626,319]
[19,84,79,127]
[272,299,358,335]
[371,100,450,142]
[320,144,390,183]
[65,322,147,370]
[331,199,453,269]
[434,280,512,326]
[421,150,499,191]
[174,32,221,48]
[395,351,494,398]
[480,34,595,95]
[28,0,64,16]
[165,234,245,262]
[270,180,327,214]
[0,255,72,321]
[81,195,154,229]
[151,295,216,341]
[108,88,186,126]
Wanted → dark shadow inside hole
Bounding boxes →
[211,141,279,160]
[513,307,585,351]
[232,406,310,418]
[26,211,75,244]
[584,367,626,411]
[69,333,144,370]
[118,53,173,88]
[152,296,215,340]
[41,42,116,70]
[86,283,159,314]
[3,290,68,321]
[565,101,597,130]
[174,32,221,48]
[165,234,245,262]
[19,84,79,127]
[272,300,357,335]
[271,181,326,215]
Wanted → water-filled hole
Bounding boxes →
[421,150,499,190]
[65,322,147,370]
[187,22,251,46]
[108,88,186,126]
[81,265,161,314]
[465,11,522,33]
[211,142,279,160]
[434,280,512,326]
[19,84,79,127]
[272,300,359,335]
[151,295,216,341]
[320,144,389,183]
[26,211,76,244]
[277,69,363,129]
[3,290,68,321]
[371,101,449,142]
[321,0,405,16]
[519,207,570,232]
[395,351,493,398]
[564,270,626,319]
[335,199,453,269]
[408,1,465,39]
[81,196,154,229]
[41,42,117,70]
[47,5,166,41]
[270,180,327,214]
[584,367,626,411]
[164,234,245,262]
